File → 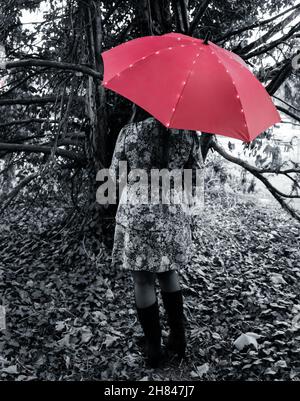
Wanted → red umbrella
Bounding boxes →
[101,32,281,142]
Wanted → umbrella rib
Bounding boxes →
[103,48,170,85]
[208,48,250,142]
[103,41,201,86]
[168,48,202,128]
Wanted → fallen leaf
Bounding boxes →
[195,363,210,378]
[1,365,18,374]
[270,273,287,285]
[275,360,287,368]
[81,326,93,343]
[106,289,114,300]
[104,334,118,347]
[264,368,277,375]
[233,332,261,351]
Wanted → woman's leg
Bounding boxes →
[132,271,161,367]
[157,270,186,359]
[157,270,180,292]
[132,271,156,308]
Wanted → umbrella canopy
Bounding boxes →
[101,32,281,142]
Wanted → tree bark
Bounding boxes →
[1,154,15,194]
[134,0,153,36]
[0,142,84,162]
[5,59,101,79]
[83,0,108,172]
[0,95,84,106]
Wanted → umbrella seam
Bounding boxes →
[103,38,205,87]
[168,48,202,128]
[208,48,250,142]
[102,41,202,85]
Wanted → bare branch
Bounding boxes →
[0,69,48,97]
[284,172,300,191]
[216,3,300,43]
[0,118,58,127]
[258,166,300,174]
[0,173,38,210]
[4,59,102,79]
[189,0,211,35]
[0,95,84,106]
[238,8,300,55]
[0,142,85,162]
[3,132,85,143]
[273,95,300,113]
[277,105,300,123]
[211,140,300,221]
[265,56,296,95]
[243,22,300,59]
[258,59,286,82]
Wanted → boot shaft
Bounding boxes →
[135,300,162,367]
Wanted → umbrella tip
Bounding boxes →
[203,31,211,45]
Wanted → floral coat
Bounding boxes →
[109,117,204,272]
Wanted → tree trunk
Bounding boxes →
[84,0,108,172]
[1,154,15,195]
[76,0,109,244]
[134,0,173,36]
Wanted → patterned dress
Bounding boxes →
[109,117,204,273]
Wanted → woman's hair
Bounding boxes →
[129,104,152,124]
[157,121,171,169]
[130,104,171,168]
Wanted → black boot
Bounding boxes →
[136,300,162,368]
[161,290,186,359]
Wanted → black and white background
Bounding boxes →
[0,0,300,384]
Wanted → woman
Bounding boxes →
[109,106,204,368]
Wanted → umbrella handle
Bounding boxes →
[203,31,211,45]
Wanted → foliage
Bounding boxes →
[0,190,299,381]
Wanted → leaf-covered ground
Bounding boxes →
[0,192,300,381]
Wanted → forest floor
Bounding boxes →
[0,191,300,381]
